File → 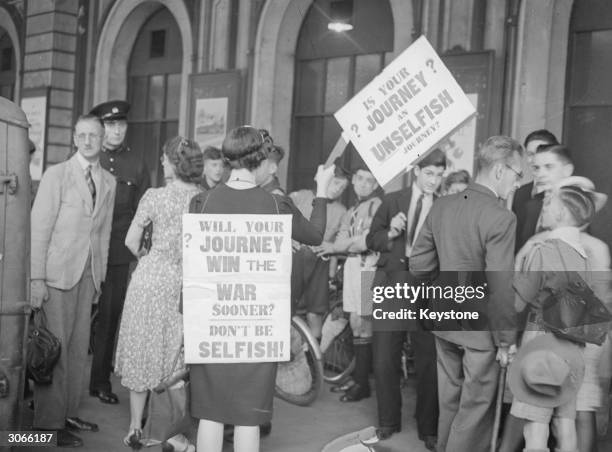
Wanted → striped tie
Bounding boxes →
[85,165,96,208]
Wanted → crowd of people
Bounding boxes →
[27,96,612,452]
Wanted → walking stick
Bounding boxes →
[490,366,507,452]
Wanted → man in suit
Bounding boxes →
[409,136,522,452]
[88,100,149,404]
[512,129,558,251]
[30,115,116,447]
[365,149,446,448]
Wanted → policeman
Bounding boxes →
[88,100,150,404]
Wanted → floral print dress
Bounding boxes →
[114,182,201,391]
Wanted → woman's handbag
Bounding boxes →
[541,273,612,345]
[142,346,191,444]
[27,309,61,385]
[540,246,612,345]
[140,221,153,253]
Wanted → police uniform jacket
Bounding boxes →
[100,142,150,264]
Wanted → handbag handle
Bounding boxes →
[32,308,47,330]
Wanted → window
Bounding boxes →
[0,29,15,100]
[127,8,182,187]
[150,30,166,58]
[565,0,612,250]
[289,0,393,192]
[1,47,12,71]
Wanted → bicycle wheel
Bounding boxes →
[321,303,355,384]
[274,316,323,406]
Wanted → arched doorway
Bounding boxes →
[252,0,411,188]
[289,0,394,191]
[565,0,612,248]
[0,28,15,100]
[126,6,182,186]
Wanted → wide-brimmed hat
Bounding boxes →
[556,176,607,213]
[508,333,584,408]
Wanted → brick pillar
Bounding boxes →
[23,0,79,166]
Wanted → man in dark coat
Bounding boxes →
[511,129,558,252]
[365,149,446,448]
[88,100,150,404]
[410,136,522,452]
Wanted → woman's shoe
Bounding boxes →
[162,434,195,452]
[123,428,142,450]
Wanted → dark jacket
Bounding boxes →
[511,181,544,252]
[366,187,413,274]
[99,142,150,265]
[410,183,517,349]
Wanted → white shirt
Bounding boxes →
[406,183,433,257]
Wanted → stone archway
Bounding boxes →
[251,0,413,185]
[93,0,193,135]
[0,6,21,102]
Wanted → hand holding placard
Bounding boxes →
[314,164,336,198]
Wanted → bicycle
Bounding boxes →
[274,315,324,406]
[321,294,355,385]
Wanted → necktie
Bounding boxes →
[85,165,96,208]
[408,194,424,247]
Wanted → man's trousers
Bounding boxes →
[373,329,438,436]
[89,264,129,392]
[33,263,95,429]
[435,335,499,452]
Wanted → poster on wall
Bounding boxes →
[440,93,478,176]
[182,213,292,364]
[188,71,241,150]
[21,89,49,181]
[194,97,228,148]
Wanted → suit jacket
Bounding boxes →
[409,183,517,350]
[31,155,116,292]
[366,187,413,274]
[366,187,434,330]
[511,181,544,252]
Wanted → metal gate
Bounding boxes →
[0,96,30,442]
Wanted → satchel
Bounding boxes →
[540,247,612,345]
[27,309,61,385]
[142,346,191,444]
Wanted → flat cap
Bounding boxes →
[90,100,130,121]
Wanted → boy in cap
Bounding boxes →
[88,100,150,404]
